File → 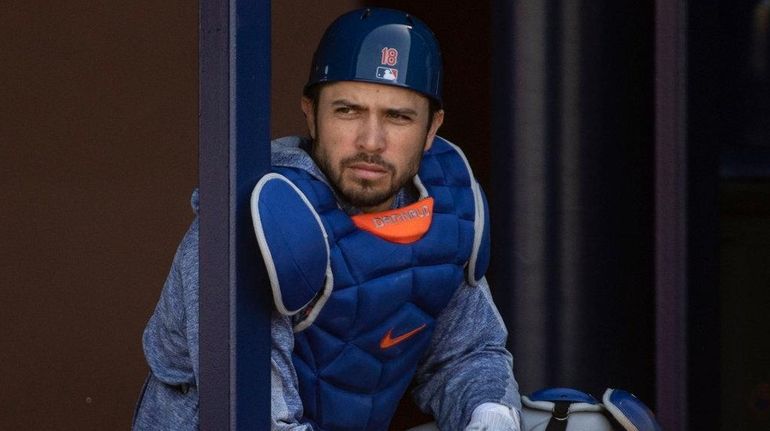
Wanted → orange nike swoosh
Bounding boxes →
[379,323,427,349]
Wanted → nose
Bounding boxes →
[356,116,386,153]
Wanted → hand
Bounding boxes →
[464,403,519,431]
[464,416,516,430]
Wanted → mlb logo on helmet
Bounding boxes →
[376,67,398,81]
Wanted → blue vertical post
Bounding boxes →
[199,0,271,429]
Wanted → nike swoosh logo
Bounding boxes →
[379,323,427,349]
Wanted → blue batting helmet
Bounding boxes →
[305,8,443,105]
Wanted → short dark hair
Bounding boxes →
[303,84,323,120]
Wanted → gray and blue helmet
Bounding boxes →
[305,8,443,105]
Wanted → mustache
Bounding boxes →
[340,153,395,172]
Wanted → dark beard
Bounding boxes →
[315,150,420,210]
[338,153,399,209]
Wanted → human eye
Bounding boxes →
[335,106,352,114]
[334,104,360,117]
[387,111,415,124]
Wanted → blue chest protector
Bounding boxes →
[251,137,490,431]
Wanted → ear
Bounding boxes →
[301,96,316,140]
[423,109,444,152]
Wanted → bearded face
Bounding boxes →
[302,81,443,213]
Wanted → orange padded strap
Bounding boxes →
[351,198,434,244]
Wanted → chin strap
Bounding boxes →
[545,401,570,431]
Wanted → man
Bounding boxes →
[134,8,521,431]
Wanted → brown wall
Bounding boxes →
[1,1,198,428]
[0,1,353,429]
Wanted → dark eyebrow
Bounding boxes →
[330,99,418,117]
[386,108,418,117]
[330,99,364,110]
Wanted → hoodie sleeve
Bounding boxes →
[411,277,522,430]
[134,198,200,431]
[141,215,200,388]
[271,312,315,430]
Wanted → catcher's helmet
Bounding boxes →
[305,8,443,105]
